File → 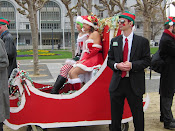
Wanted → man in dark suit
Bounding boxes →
[159,16,175,130]
[107,11,150,131]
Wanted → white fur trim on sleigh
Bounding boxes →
[92,44,102,48]
[65,59,76,65]
[73,64,102,72]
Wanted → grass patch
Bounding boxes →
[17,47,158,60]
[17,50,72,60]
[150,47,158,54]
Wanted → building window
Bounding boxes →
[26,40,30,44]
[42,34,60,45]
[9,23,15,29]
[99,11,103,18]
[136,22,141,29]
[0,1,16,29]
[26,24,29,29]
[41,1,61,29]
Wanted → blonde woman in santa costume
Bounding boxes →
[50,16,89,94]
[68,14,104,91]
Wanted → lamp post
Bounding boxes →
[39,9,42,49]
[52,27,54,50]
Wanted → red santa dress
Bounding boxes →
[73,39,104,71]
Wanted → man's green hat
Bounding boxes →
[0,17,10,27]
[119,11,136,25]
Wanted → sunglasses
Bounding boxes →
[118,19,125,24]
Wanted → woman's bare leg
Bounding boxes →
[69,67,87,79]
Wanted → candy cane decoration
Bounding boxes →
[17,62,20,69]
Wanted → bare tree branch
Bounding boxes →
[79,0,92,14]
[136,0,144,8]
[172,1,175,6]
[15,0,29,11]
[135,0,166,40]
[35,0,49,11]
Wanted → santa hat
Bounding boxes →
[164,16,175,26]
[119,11,136,25]
[76,16,84,28]
[82,14,98,30]
[0,17,10,27]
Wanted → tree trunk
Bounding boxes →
[33,10,39,75]
[88,0,92,15]
[77,0,82,16]
[70,15,75,58]
[28,2,39,75]
[143,16,151,41]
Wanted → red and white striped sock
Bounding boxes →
[60,64,73,78]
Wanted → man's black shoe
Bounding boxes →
[160,117,175,123]
[164,122,175,129]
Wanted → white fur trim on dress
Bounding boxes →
[85,39,94,53]
[65,59,76,65]
[77,33,89,43]
[71,78,81,84]
[92,44,102,48]
[73,64,102,72]
[85,39,94,44]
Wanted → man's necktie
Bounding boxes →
[121,38,128,78]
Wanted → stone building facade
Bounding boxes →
[0,0,165,49]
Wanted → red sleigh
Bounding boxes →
[4,25,149,131]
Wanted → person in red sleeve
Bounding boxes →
[68,14,104,91]
[50,16,89,94]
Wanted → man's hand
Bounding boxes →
[116,61,132,71]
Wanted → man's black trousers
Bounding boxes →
[110,78,144,131]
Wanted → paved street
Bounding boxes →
[4,59,172,131]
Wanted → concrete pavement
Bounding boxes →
[17,59,66,85]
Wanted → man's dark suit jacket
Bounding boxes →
[159,32,175,97]
[107,34,151,96]
[1,30,17,78]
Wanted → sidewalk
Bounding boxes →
[17,59,66,84]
